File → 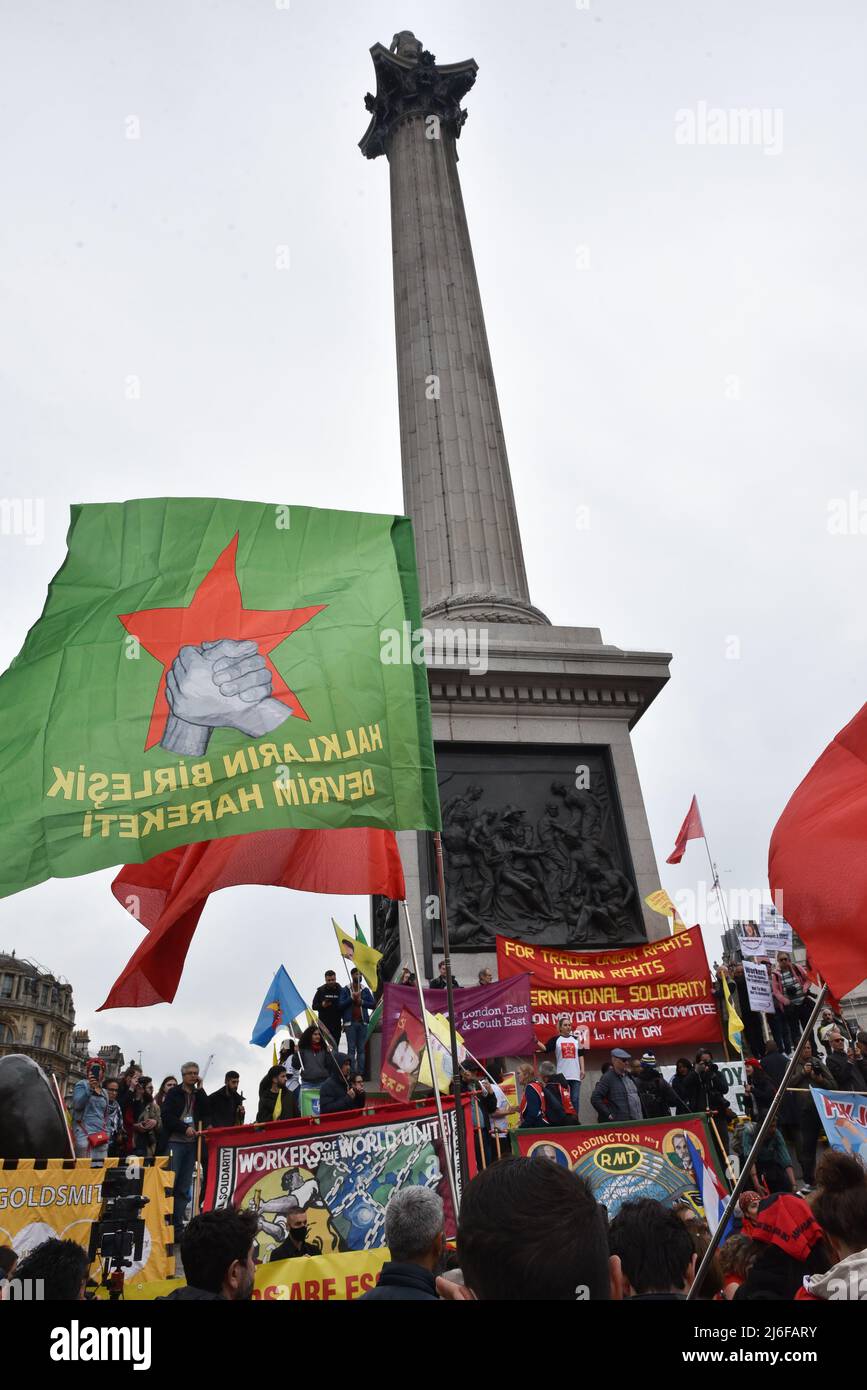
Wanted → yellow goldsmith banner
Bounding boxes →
[0,1158,174,1284]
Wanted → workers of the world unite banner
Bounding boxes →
[0,498,440,898]
[496,929,721,1048]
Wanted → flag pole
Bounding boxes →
[687,979,828,1299]
[400,898,461,1216]
[701,828,732,936]
[432,829,469,1183]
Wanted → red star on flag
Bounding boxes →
[119,533,325,750]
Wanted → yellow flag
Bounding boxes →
[272,1042,278,1066]
[332,918,382,990]
[304,1009,316,1030]
[418,1011,466,1093]
[645,888,688,932]
[720,971,744,1052]
[273,1086,283,1120]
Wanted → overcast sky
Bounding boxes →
[1,0,865,1092]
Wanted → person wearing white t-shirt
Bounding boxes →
[553,1015,586,1117]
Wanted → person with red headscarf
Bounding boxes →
[732,1191,830,1300]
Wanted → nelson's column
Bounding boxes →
[361,33,672,981]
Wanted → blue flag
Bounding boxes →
[250,966,307,1048]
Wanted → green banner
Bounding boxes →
[0,498,439,897]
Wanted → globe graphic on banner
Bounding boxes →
[574,1147,697,1218]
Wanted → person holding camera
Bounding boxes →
[693,1048,734,1153]
[71,1057,110,1159]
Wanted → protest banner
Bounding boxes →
[661,1058,747,1118]
[735,910,793,959]
[743,959,773,1013]
[203,1097,475,1255]
[496,930,720,1050]
[381,975,534,1059]
[253,1247,390,1301]
[511,1113,725,1219]
[0,1158,173,1281]
[380,1006,428,1102]
[759,904,793,954]
[811,1088,867,1163]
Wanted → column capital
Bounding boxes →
[360,36,478,160]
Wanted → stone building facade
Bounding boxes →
[0,951,123,1096]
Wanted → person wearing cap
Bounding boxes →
[590,1049,645,1122]
[636,1053,686,1118]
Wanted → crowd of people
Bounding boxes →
[5,1143,866,1302]
[5,953,863,1304]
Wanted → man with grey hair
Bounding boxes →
[359,1186,444,1301]
[160,1060,210,1243]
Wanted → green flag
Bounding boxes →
[0,498,439,898]
[354,914,368,947]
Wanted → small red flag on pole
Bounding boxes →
[666,795,705,865]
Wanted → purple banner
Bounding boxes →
[382,975,535,1060]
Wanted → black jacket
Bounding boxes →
[269,1234,321,1262]
[160,1084,209,1142]
[671,1068,703,1113]
[760,1051,789,1087]
[696,1062,730,1118]
[256,1088,291,1124]
[208,1086,244,1129]
[312,983,344,1040]
[826,1049,860,1090]
[358,1262,438,1301]
[746,1068,776,1120]
[637,1068,685,1118]
[319,1072,363,1114]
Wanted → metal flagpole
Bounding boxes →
[688,980,829,1299]
[400,899,462,1216]
[432,830,469,1180]
[702,830,732,937]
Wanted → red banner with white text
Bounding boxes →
[496,928,721,1050]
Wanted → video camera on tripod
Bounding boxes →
[87,1159,150,1298]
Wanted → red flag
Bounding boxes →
[769,704,867,999]
[666,795,705,864]
[99,828,405,1010]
